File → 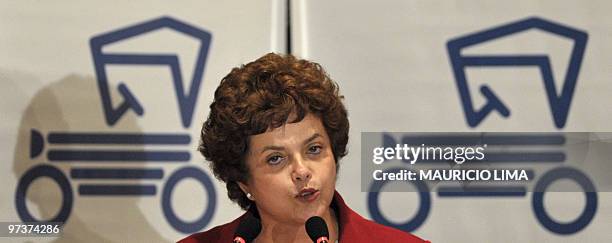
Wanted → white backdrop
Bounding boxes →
[1,1,285,242]
[292,0,611,242]
[1,0,611,242]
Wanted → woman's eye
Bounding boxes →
[267,155,284,165]
[308,145,322,154]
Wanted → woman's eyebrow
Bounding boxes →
[303,133,322,145]
[260,145,284,154]
[259,133,322,154]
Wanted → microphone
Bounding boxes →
[233,214,261,243]
[305,216,329,243]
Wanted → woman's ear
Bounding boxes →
[237,181,249,195]
[237,181,254,201]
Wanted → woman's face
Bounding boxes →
[240,113,337,226]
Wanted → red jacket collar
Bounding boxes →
[178,190,427,242]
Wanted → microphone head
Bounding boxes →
[305,216,329,242]
[234,214,261,243]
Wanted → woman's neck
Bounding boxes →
[255,207,338,243]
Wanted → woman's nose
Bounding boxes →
[292,156,312,182]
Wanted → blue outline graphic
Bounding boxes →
[162,167,216,233]
[90,16,212,128]
[18,128,217,231]
[447,17,588,128]
[15,165,73,222]
[532,167,597,234]
[368,167,431,232]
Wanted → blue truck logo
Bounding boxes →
[368,17,595,235]
[15,16,215,234]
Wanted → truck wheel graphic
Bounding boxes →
[532,167,597,234]
[162,167,216,233]
[15,165,73,223]
[368,168,430,232]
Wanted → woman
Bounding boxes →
[179,53,428,243]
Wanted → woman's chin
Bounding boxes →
[294,203,329,223]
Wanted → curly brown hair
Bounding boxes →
[199,53,349,210]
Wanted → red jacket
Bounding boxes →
[178,191,429,243]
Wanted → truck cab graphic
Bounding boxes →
[90,16,211,128]
[447,17,588,128]
[15,17,215,234]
